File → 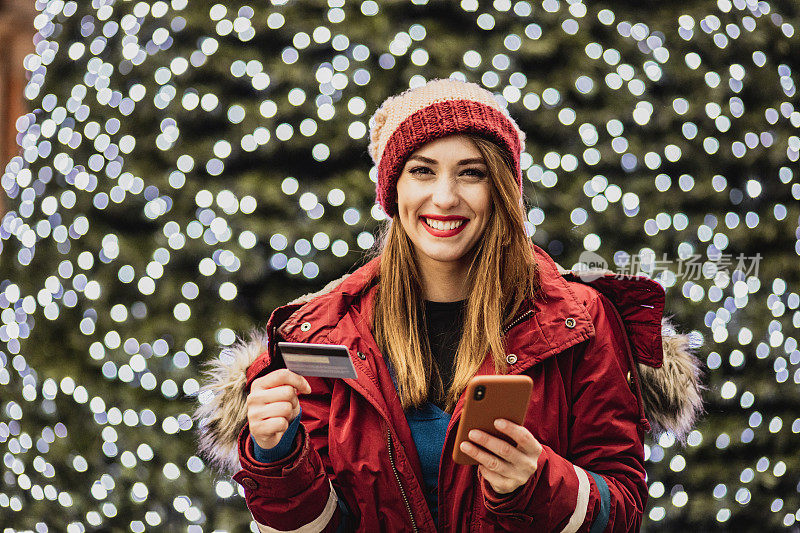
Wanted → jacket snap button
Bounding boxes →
[300,322,311,332]
[506,353,518,364]
[564,317,576,328]
[241,477,258,490]
[357,351,366,360]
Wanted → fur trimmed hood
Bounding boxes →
[194,261,705,475]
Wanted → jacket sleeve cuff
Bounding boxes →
[234,421,326,499]
[482,444,603,532]
[233,422,340,531]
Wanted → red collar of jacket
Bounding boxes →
[248,243,664,387]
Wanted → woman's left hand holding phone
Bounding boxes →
[247,369,312,450]
[459,418,543,495]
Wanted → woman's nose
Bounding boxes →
[431,177,459,208]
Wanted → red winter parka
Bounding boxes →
[196,244,702,532]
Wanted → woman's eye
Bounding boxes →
[462,168,486,178]
[407,166,485,178]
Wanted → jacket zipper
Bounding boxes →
[502,309,532,335]
[387,428,418,532]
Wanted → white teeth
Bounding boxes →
[424,218,465,231]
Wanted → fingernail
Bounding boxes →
[495,419,506,429]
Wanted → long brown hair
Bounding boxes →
[372,133,540,412]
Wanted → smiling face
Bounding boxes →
[395,134,493,275]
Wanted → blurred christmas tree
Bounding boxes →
[1,0,798,530]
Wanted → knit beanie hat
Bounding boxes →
[368,78,526,217]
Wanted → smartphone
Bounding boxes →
[451,375,533,465]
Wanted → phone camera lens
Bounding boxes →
[474,385,485,401]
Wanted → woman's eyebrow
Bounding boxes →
[457,157,486,165]
[406,155,437,164]
[406,155,486,165]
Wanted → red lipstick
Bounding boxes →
[420,215,469,237]
[422,214,468,221]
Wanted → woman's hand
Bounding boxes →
[247,369,311,450]
[458,418,543,495]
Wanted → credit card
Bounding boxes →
[277,342,358,379]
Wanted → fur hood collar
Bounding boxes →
[195,251,704,474]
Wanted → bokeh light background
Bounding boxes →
[1,0,799,530]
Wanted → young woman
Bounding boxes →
[196,79,703,532]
